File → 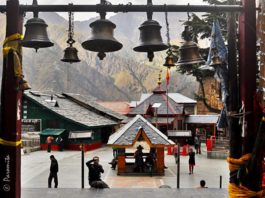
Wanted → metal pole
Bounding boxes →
[166,86,169,134]
[0,0,23,197]
[0,4,243,13]
[219,175,222,189]
[177,143,180,189]
[81,144,84,189]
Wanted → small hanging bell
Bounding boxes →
[61,11,80,64]
[210,48,223,66]
[61,46,80,63]
[163,49,175,68]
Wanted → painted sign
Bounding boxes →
[22,119,41,133]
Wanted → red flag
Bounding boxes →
[166,68,170,85]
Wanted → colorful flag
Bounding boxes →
[206,20,228,65]
[166,68,170,85]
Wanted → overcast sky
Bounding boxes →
[16,0,207,21]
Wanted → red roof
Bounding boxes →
[96,101,131,115]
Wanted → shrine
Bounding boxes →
[107,114,175,175]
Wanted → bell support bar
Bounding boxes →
[0,4,243,14]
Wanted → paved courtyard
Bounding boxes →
[22,145,229,189]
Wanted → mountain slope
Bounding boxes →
[0,11,199,101]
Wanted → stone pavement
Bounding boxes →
[22,145,229,197]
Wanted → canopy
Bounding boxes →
[40,128,66,136]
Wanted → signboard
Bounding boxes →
[22,119,41,133]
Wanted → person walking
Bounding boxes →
[55,136,64,151]
[86,156,109,188]
[173,143,178,164]
[194,134,201,154]
[188,148,195,174]
[46,136,54,153]
[48,155,58,188]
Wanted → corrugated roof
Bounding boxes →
[108,115,175,146]
[185,115,219,124]
[24,92,118,128]
[168,130,192,137]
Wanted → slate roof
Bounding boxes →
[108,115,175,146]
[147,117,175,124]
[140,93,197,104]
[24,91,119,128]
[185,115,219,124]
[63,93,126,121]
[128,87,184,116]
[129,87,197,116]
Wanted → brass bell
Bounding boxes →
[134,19,168,62]
[176,41,205,66]
[21,17,54,52]
[163,49,175,68]
[61,46,80,63]
[210,48,223,66]
[82,19,123,60]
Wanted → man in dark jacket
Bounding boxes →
[86,156,109,188]
[48,155,59,188]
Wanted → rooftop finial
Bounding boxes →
[157,70,162,87]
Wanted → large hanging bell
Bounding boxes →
[21,17,54,51]
[176,41,205,66]
[134,19,168,62]
[61,46,80,63]
[82,19,123,60]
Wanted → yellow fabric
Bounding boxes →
[0,137,22,147]
[227,153,252,172]
[3,33,23,46]
[2,33,23,78]
[227,154,265,197]
[228,183,265,198]
[13,50,23,77]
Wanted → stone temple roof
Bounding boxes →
[108,115,175,146]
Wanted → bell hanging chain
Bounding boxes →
[67,9,75,46]
[165,8,170,48]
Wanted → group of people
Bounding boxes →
[47,129,204,189]
[48,155,109,189]
[46,135,64,152]
[48,150,206,189]
[134,145,156,174]
[172,128,202,175]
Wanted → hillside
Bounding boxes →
[0,11,199,101]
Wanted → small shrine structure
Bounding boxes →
[107,114,175,175]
